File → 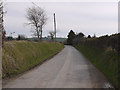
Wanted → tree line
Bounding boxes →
[67,30,120,55]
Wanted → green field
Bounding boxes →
[2,41,64,78]
[26,37,67,43]
[75,45,119,88]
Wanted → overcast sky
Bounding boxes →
[4,1,118,38]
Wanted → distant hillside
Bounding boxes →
[27,37,67,43]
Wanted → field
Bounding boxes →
[27,37,67,43]
[2,41,64,78]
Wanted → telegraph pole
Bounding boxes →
[54,13,56,41]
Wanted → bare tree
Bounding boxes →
[26,6,47,40]
[49,31,55,41]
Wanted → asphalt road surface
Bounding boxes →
[3,45,113,88]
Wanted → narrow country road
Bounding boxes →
[3,45,113,88]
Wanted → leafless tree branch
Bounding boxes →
[26,6,47,39]
[49,31,55,41]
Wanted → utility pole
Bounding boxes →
[54,13,56,41]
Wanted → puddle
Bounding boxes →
[103,82,114,89]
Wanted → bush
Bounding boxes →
[17,34,26,40]
[73,33,119,54]
[5,36,14,41]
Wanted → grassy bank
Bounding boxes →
[75,45,119,88]
[2,41,64,78]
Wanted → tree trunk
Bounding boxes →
[37,34,39,39]
[36,27,40,39]
[40,26,42,40]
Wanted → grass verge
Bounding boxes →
[2,41,64,78]
[75,45,119,89]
